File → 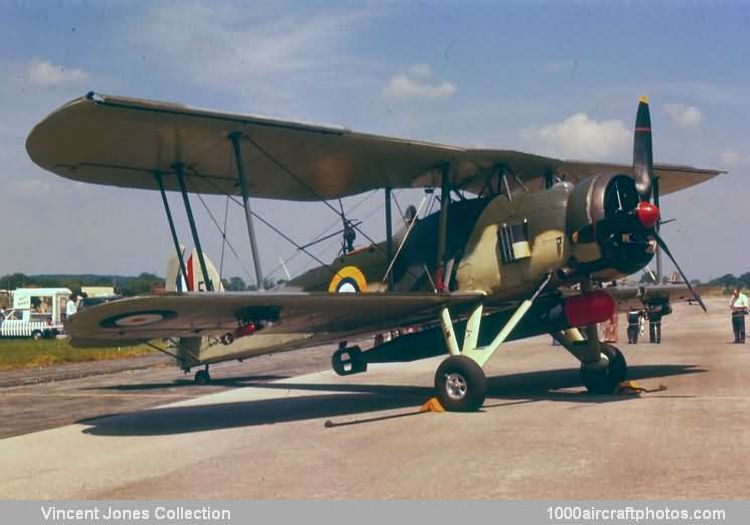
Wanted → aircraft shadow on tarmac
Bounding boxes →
[78,364,705,437]
[81,374,290,391]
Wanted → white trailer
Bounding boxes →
[0,288,71,339]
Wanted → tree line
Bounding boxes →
[707,272,750,290]
[6,270,745,295]
[0,273,276,296]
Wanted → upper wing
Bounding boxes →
[66,291,484,345]
[27,92,722,201]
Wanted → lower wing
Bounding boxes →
[604,284,699,311]
[66,291,484,346]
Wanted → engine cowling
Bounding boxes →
[566,173,657,279]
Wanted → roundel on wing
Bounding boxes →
[328,266,368,293]
[100,310,177,328]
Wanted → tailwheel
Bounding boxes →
[331,345,368,376]
[434,355,487,412]
[580,344,627,394]
[194,368,211,385]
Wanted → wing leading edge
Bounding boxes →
[27,93,723,201]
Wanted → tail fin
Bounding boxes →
[166,248,224,370]
[165,248,224,292]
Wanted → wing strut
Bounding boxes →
[155,172,189,291]
[174,163,214,291]
[229,132,264,290]
[436,163,451,292]
[384,187,394,290]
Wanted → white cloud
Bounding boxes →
[382,64,456,100]
[407,64,432,78]
[24,58,89,88]
[520,113,631,161]
[719,150,750,168]
[663,103,703,127]
[127,5,376,106]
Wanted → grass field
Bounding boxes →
[0,339,155,371]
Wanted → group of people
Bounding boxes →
[31,298,52,314]
[626,301,672,344]
[628,287,748,345]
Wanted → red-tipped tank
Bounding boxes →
[635,201,660,229]
[563,291,617,327]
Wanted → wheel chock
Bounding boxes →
[419,397,445,413]
[615,380,668,395]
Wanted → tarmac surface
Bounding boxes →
[1,297,748,499]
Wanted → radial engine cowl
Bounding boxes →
[566,173,641,239]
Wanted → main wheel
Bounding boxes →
[434,355,487,412]
[194,369,211,385]
[580,344,627,394]
[31,330,43,341]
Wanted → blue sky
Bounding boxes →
[1,0,748,283]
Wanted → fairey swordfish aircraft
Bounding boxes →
[26,93,720,411]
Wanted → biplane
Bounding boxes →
[26,93,720,411]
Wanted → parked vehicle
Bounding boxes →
[0,288,71,340]
[78,295,122,310]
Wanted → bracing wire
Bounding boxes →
[262,190,377,279]
[192,164,424,284]
[391,190,405,223]
[244,136,392,254]
[218,194,230,280]
[196,175,342,279]
[191,188,256,284]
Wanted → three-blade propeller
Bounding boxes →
[632,97,706,312]
[570,97,706,311]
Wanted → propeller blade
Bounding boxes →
[633,96,654,201]
[653,233,707,312]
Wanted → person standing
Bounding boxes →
[627,307,645,344]
[342,220,356,254]
[646,302,670,344]
[730,287,749,343]
[64,294,78,321]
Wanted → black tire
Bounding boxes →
[31,330,43,341]
[580,344,627,394]
[434,355,487,412]
[331,346,367,376]
[220,333,234,346]
[194,369,210,385]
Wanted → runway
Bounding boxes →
[1,297,748,499]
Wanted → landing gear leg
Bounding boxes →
[580,344,627,394]
[435,274,552,411]
[553,329,628,394]
[194,365,211,385]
